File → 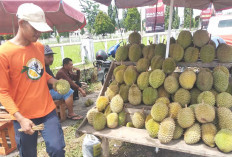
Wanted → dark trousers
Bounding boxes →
[73,81,82,99]
[13,110,65,157]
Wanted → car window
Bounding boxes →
[218,19,232,28]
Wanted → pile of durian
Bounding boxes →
[86,30,232,153]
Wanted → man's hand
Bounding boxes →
[14,112,35,135]
[79,88,86,97]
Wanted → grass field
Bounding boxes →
[50,36,159,69]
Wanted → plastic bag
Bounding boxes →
[82,134,102,157]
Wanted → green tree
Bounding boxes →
[94,11,115,36]
[80,28,85,35]
[124,8,141,31]
[80,0,99,33]
[184,8,194,29]
[165,6,180,30]
[172,8,180,29]
[108,4,117,27]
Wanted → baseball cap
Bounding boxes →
[44,45,56,55]
[16,3,52,32]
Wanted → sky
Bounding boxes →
[65,0,232,20]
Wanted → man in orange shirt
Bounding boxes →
[0,3,65,157]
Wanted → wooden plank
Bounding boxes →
[77,124,231,157]
[176,61,232,68]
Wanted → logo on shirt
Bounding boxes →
[21,58,44,80]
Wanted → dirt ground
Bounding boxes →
[7,86,204,157]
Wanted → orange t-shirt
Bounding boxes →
[0,41,56,119]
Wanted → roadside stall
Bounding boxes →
[77,0,232,156]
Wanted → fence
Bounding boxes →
[39,30,182,69]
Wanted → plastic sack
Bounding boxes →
[82,134,102,157]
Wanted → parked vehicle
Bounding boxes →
[93,42,122,84]
[207,15,232,45]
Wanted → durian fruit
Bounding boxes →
[190,88,201,104]
[216,92,232,108]
[128,44,142,62]
[226,83,232,95]
[200,44,215,63]
[128,84,142,106]
[55,79,70,95]
[142,43,155,61]
[184,47,199,63]
[145,114,153,124]
[118,110,126,126]
[93,112,106,131]
[158,117,175,144]
[189,104,198,111]
[113,65,127,77]
[177,105,195,128]
[215,129,232,153]
[169,43,184,62]
[209,40,216,49]
[217,107,232,130]
[143,87,158,105]
[105,84,119,100]
[150,55,164,70]
[213,69,229,92]
[193,30,210,47]
[119,84,130,103]
[132,111,145,129]
[173,123,184,140]
[179,69,196,90]
[96,96,109,112]
[184,123,201,144]
[107,113,118,128]
[126,122,134,127]
[84,99,94,107]
[137,72,149,90]
[124,65,138,86]
[201,123,217,147]
[87,108,99,125]
[110,94,124,113]
[174,88,191,107]
[162,57,176,74]
[217,43,232,63]
[129,31,141,44]
[115,69,125,84]
[177,30,192,49]
[164,75,179,94]
[149,69,165,89]
[197,91,215,106]
[169,102,182,119]
[155,97,170,106]
[136,58,150,73]
[154,43,166,58]
[104,105,111,117]
[194,102,215,123]
[196,68,213,91]
[158,86,170,98]
[115,45,129,61]
[170,37,176,45]
[151,102,168,122]
[213,65,230,78]
[145,119,160,138]
[210,88,219,98]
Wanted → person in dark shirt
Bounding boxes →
[44,45,83,120]
[56,58,86,98]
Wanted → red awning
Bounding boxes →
[0,0,86,34]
